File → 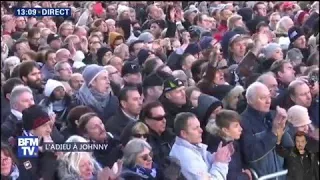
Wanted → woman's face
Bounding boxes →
[135,147,153,169]
[102,51,113,65]
[272,47,283,61]
[227,93,242,110]
[213,70,226,85]
[79,156,94,180]
[1,150,13,176]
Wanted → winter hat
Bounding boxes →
[72,51,85,62]
[108,32,124,47]
[137,49,153,66]
[96,47,112,65]
[288,26,304,43]
[73,61,86,69]
[287,105,312,127]
[82,64,107,86]
[47,34,60,44]
[22,105,51,131]
[286,48,304,66]
[163,77,184,93]
[44,79,65,97]
[184,43,201,55]
[262,43,281,59]
[210,85,234,101]
[138,32,154,44]
[221,31,239,59]
[199,36,213,50]
[122,61,141,76]
[294,10,309,25]
[237,8,253,23]
[194,94,222,122]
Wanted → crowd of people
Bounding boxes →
[1,1,319,180]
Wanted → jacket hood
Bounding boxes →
[56,159,101,180]
[108,32,124,47]
[195,94,222,122]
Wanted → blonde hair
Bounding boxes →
[61,152,97,175]
[131,122,149,135]
[275,16,293,35]
[227,15,242,31]
[222,85,245,108]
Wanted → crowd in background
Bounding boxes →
[1,1,319,180]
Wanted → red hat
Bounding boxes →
[93,3,104,16]
[281,2,295,10]
[297,11,309,25]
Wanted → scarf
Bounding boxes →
[9,165,20,180]
[76,85,110,113]
[52,100,66,112]
[11,109,23,121]
[131,164,157,179]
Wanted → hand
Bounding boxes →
[98,160,122,180]
[242,169,252,180]
[80,36,89,53]
[175,8,184,21]
[274,106,287,128]
[214,142,231,164]
[68,41,76,56]
[169,7,176,22]
[276,127,285,144]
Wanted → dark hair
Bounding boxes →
[185,86,200,101]
[27,27,41,39]
[215,110,241,129]
[191,59,207,83]
[270,60,291,77]
[306,51,319,66]
[180,53,193,69]
[253,2,265,12]
[19,60,39,80]
[193,13,205,25]
[256,22,269,32]
[119,86,139,105]
[77,112,99,135]
[1,142,18,165]
[141,101,163,121]
[10,64,21,79]
[2,78,24,97]
[294,131,307,142]
[12,38,28,53]
[143,58,162,77]
[67,105,94,129]
[174,112,197,136]
[44,49,56,63]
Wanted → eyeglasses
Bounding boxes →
[147,115,166,121]
[139,152,153,161]
[132,133,148,138]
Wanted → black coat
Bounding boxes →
[105,109,136,138]
[1,113,21,142]
[276,145,319,180]
[93,137,123,168]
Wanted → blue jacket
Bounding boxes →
[239,106,294,179]
[169,136,229,180]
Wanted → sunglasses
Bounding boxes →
[147,115,166,121]
[132,133,148,138]
[140,152,153,161]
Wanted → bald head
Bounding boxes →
[56,48,71,62]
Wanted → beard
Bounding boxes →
[27,79,43,90]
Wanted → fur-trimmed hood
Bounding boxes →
[56,159,102,180]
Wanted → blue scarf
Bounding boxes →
[131,164,157,179]
[10,165,20,180]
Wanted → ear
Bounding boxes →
[180,130,188,139]
[165,92,170,99]
[147,88,153,96]
[221,127,229,136]
[74,120,79,126]
[120,100,127,109]
[22,76,28,83]
[5,93,10,100]
[290,94,295,102]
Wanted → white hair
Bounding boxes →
[256,72,276,84]
[106,19,115,24]
[56,48,70,57]
[4,56,20,70]
[10,85,33,108]
[61,152,96,176]
[275,16,293,35]
[122,139,152,167]
[246,82,268,103]
[65,135,88,143]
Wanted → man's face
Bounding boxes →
[256,3,267,16]
[91,71,110,94]
[230,39,246,57]
[85,116,107,142]
[70,74,84,91]
[145,106,166,134]
[291,83,312,108]
[182,117,203,144]
[16,17,26,29]
[110,57,123,73]
[166,86,187,106]
[270,15,280,27]
[14,91,35,112]
[57,63,72,81]
[121,90,143,116]
[46,52,57,69]
[249,85,271,113]
[133,43,144,57]
[29,33,41,47]
[33,121,52,138]
[56,50,71,62]
[278,63,295,84]
[47,21,57,33]
[16,42,30,58]
[50,39,62,50]
[124,73,142,85]
[150,23,162,38]
[295,135,307,151]
[223,121,243,140]
[24,67,43,89]
[264,76,279,98]
[107,5,117,16]
[294,36,306,49]
[61,24,74,37]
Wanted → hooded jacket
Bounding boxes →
[108,32,124,49]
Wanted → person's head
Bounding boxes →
[163,77,186,106]
[294,131,307,152]
[227,15,244,31]
[172,70,189,87]
[69,73,84,91]
[44,49,57,69]
[288,80,312,108]
[12,38,30,59]
[286,48,304,67]
[61,152,95,179]
[54,61,73,81]
[19,60,42,89]
[74,26,88,39]
[246,82,271,112]
[22,105,52,137]
[78,112,107,142]
[122,139,153,169]
[288,26,306,49]
[15,16,27,30]
[1,142,18,177]
[253,2,267,16]
[82,64,111,94]
[131,122,149,141]
[269,12,281,30]
[185,86,201,107]
[114,43,129,61]
[308,68,319,97]
[207,110,242,140]
[119,86,143,117]
[129,40,145,58]
[262,43,283,61]
[104,65,123,85]
[220,7,233,21]
[142,73,164,101]
[58,22,74,38]
[109,56,123,73]
[174,112,202,144]
[150,20,165,38]
[3,56,20,76]
[27,27,41,47]
[43,79,66,101]
[288,105,312,133]
[257,72,279,98]
[106,19,116,33]
[88,35,102,53]
[121,62,142,85]
[181,53,197,72]
[56,48,71,62]
[222,85,245,110]
[229,35,246,58]
[67,106,94,131]
[275,16,294,35]
[271,60,295,85]
[142,101,166,135]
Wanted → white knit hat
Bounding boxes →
[44,79,65,97]
[73,51,85,62]
[287,105,312,127]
